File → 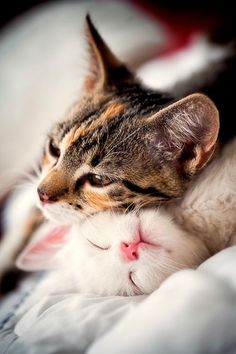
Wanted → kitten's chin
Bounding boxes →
[39,203,85,225]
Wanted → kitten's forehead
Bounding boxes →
[52,85,172,156]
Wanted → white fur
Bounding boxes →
[14,138,236,299]
[170,138,236,253]
[3,138,236,297]
[16,208,208,297]
[59,210,208,296]
[1,140,235,301]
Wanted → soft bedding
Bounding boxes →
[1,246,236,354]
[0,2,235,354]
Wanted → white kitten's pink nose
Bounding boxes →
[120,241,140,261]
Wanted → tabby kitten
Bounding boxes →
[0,15,219,286]
[37,15,219,224]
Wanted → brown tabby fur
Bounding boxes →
[37,16,219,217]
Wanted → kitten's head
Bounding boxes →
[17,209,210,296]
[37,15,219,224]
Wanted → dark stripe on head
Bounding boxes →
[90,154,101,167]
[116,85,173,113]
[60,105,108,141]
[123,180,171,200]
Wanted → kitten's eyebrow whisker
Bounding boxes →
[103,151,126,161]
[108,127,141,154]
[103,124,124,155]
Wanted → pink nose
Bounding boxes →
[120,241,139,261]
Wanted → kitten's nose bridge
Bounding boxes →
[38,169,69,203]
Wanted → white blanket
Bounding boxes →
[4,246,236,354]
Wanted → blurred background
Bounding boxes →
[0,0,235,197]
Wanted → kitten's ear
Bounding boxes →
[148,93,219,175]
[16,226,70,271]
[84,15,133,91]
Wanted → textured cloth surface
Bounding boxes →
[1,246,236,354]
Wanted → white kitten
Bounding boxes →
[16,209,209,296]
[2,138,236,297]
[15,137,236,297]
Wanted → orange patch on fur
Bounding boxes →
[63,126,78,149]
[85,191,113,210]
[73,102,125,141]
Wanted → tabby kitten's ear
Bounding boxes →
[84,15,133,91]
[148,93,219,175]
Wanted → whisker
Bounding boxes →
[103,126,124,154]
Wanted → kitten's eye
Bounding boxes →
[88,174,113,187]
[48,139,60,158]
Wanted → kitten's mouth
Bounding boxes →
[129,272,142,294]
[87,239,110,251]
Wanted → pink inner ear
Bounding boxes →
[17,225,71,271]
[30,226,70,253]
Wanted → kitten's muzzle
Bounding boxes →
[37,169,70,205]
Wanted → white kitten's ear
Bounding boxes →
[147,93,219,175]
[16,226,70,271]
[84,14,133,91]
